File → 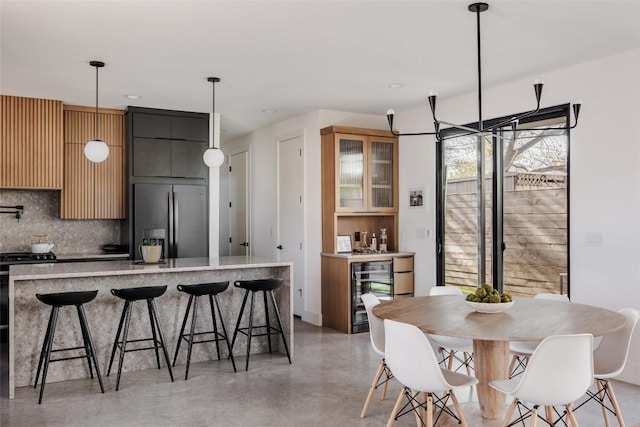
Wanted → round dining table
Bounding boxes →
[372,295,626,419]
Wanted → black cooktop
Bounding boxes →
[0,252,57,265]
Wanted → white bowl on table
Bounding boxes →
[464,300,514,313]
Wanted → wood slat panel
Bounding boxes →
[0,95,63,189]
[95,146,124,218]
[61,143,94,218]
[60,108,125,219]
[63,109,124,146]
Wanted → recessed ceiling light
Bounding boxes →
[262,109,277,114]
[387,83,404,89]
[124,94,142,100]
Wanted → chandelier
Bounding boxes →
[386,2,581,140]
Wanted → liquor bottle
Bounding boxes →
[370,233,377,251]
[380,228,388,252]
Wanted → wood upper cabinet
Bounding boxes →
[321,126,399,253]
[321,126,398,213]
[0,95,64,189]
[60,105,125,219]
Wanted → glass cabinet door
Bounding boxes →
[338,136,365,210]
[369,139,395,210]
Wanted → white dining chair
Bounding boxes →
[359,293,393,418]
[490,333,594,427]
[428,286,474,374]
[384,319,478,427]
[508,293,570,378]
[572,307,640,427]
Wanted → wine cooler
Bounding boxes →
[351,260,393,333]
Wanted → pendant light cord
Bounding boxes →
[212,80,215,149]
[95,64,99,140]
[476,6,483,133]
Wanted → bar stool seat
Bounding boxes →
[34,290,104,404]
[107,285,174,390]
[231,278,291,371]
[173,281,236,379]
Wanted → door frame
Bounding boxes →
[276,130,305,317]
[436,104,571,294]
[225,144,251,256]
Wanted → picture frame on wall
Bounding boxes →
[337,235,352,253]
[408,187,425,208]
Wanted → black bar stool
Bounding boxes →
[172,281,236,379]
[107,285,174,390]
[34,290,104,404]
[230,278,291,371]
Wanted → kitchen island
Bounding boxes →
[8,256,292,398]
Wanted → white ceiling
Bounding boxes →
[2,0,639,142]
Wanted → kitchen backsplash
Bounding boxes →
[0,190,121,253]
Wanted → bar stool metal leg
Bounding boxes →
[146,299,162,369]
[184,295,199,380]
[209,295,221,360]
[172,295,193,366]
[263,290,272,354]
[115,301,133,391]
[270,290,292,364]
[77,305,94,380]
[231,289,250,351]
[107,300,129,376]
[213,294,236,372]
[38,306,59,404]
[245,291,257,371]
[77,304,104,393]
[34,307,56,389]
[149,298,174,382]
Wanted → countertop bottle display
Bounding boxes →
[379,228,387,252]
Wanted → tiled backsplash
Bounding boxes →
[0,190,121,253]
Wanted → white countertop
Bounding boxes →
[320,251,415,259]
[9,256,292,280]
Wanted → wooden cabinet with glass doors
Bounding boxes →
[321,126,399,253]
[321,126,398,213]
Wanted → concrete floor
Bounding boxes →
[1,318,639,426]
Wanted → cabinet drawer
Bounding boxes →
[393,256,413,273]
[394,271,414,295]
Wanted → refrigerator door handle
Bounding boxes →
[173,191,179,257]
[168,192,174,258]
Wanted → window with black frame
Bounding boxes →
[436,105,571,297]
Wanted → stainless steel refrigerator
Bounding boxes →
[132,183,208,260]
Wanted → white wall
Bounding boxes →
[397,49,640,384]
[222,109,386,326]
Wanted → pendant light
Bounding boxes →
[386,2,581,140]
[84,60,109,163]
[203,77,225,168]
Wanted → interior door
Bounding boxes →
[229,151,249,256]
[278,134,305,317]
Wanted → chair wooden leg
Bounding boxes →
[381,364,391,400]
[450,390,468,427]
[566,403,580,427]
[605,380,626,427]
[407,390,421,427]
[425,393,433,427]
[545,406,555,423]
[386,388,406,427]
[419,392,427,427]
[598,380,612,427]
[508,354,517,376]
[447,350,454,370]
[502,399,518,427]
[531,407,538,427]
[360,359,385,418]
[463,352,472,376]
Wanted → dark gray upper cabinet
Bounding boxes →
[171,116,208,141]
[127,107,209,179]
[133,138,172,177]
[132,113,171,139]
